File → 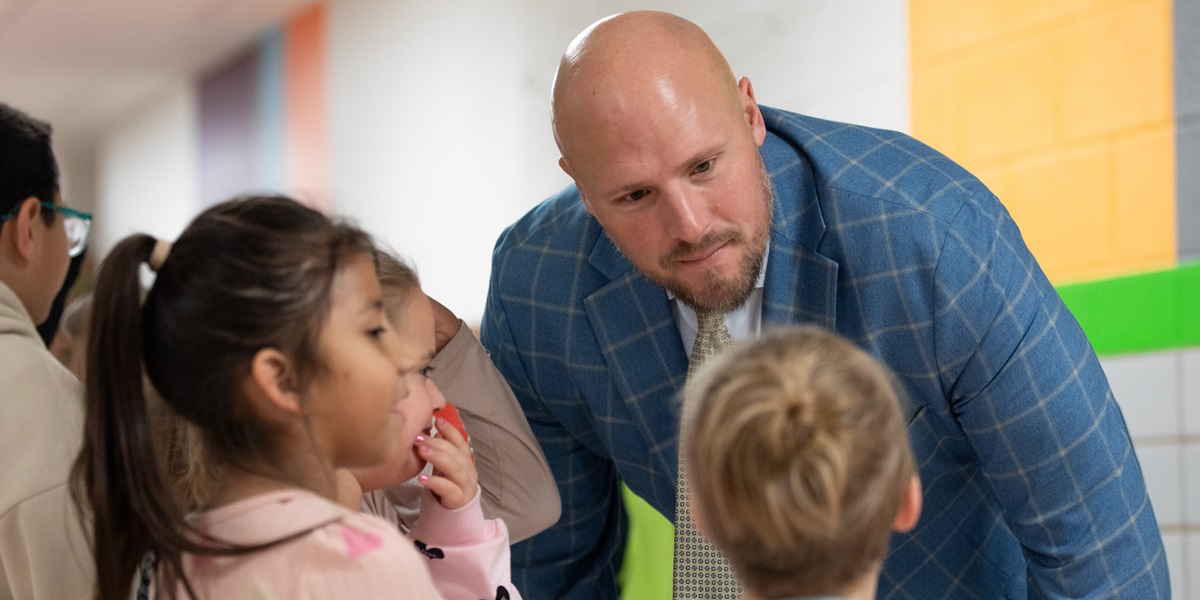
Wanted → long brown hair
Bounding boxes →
[71,196,375,599]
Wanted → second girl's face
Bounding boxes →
[386,290,447,482]
[350,288,448,490]
[306,254,406,469]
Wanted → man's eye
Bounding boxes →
[625,189,648,202]
[368,327,385,338]
[420,366,435,378]
[694,160,713,174]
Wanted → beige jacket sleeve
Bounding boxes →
[0,282,93,600]
[0,484,92,600]
[412,321,561,543]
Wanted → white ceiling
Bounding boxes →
[0,0,314,149]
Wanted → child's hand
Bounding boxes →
[416,417,478,510]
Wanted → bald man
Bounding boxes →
[481,11,1169,599]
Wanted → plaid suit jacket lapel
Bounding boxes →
[571,122,844,498]
[760,125,839,330]
[583,232,688,495]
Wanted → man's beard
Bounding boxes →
[649,157,772,314]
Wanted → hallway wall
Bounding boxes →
[83,0,1196,595]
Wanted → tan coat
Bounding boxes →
[0,282,91,600]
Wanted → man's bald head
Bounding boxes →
[545,12,771,314]
[551,11,743,157]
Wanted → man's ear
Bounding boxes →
[245,347,304,417]
[737,77,767,147]
[892,474,923,533]
[3,197,43,262]
[560,157,595,215]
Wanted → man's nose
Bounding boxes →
[661,186,709,244]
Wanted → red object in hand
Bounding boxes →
[434,402,470,443]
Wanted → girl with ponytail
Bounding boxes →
[71,196,516,599]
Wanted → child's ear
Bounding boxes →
[892,474,923,533]
[246,347,304,416]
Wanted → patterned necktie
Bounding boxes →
[673,310,742,599]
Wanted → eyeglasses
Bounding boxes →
[0,200,93,257]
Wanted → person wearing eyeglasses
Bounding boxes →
[0,101,93,600]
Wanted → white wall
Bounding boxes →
[326,0,908,322]
[94,82,199,259]
[327,0,555,322]
[76,4,1200,595]
[1103,348,1200,599]
[687,0,909,131]
[82,2,909,320]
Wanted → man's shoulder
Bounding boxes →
[762,106,992,223]
[497,184,597,247]
[761,105,941,166]
[491,184,606,278]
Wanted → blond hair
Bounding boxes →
[372,246,420,326]
[683,325,914,598]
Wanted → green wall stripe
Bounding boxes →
[1058,261,1200,356]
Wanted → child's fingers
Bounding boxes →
[416,434,477,511]
[417,437,478,493]
[418,473,477,510]
[419,436,471,469]
[433,417,470,452]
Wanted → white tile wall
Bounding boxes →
[1105,346,1200,597]
[1187,535,1200,600]
[1102,351,1181,438]
[1183,348,1200,436]
[1136,444,1183,526]
[1186,443,1200,526]
[1163,532,1185,599]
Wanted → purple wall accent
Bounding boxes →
[198,45,261,208]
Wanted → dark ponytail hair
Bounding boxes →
[72,196,375,599]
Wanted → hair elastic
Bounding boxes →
[148,239,172,272]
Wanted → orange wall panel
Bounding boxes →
[284,3,330,212]
[957,36,1058,164]
[1059,3,1173,141]
[911,66,961,155]
[1113,130,1176,264]
[911,0,1175,284]
[1006,148,1113,278]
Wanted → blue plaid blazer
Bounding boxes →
[481,107,1169,599]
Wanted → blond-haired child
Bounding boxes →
[682,325,923,600]
[349,247,560,545]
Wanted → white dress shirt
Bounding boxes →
[669,249,769,358]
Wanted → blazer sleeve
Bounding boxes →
[481,272,624,600]
[932,191,1170,598]
[428,320,561,543]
